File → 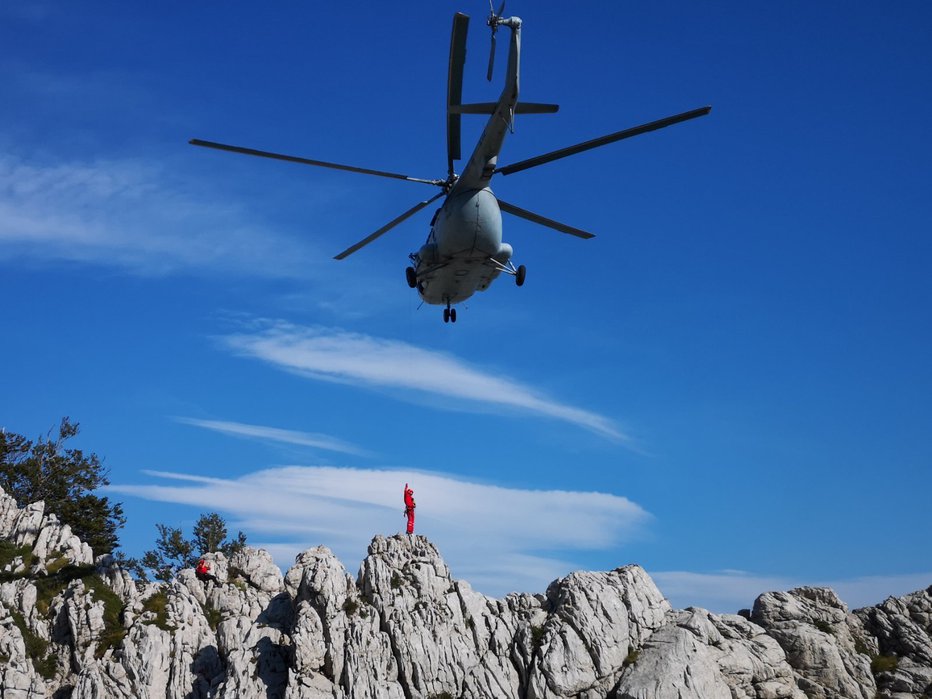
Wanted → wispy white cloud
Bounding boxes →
[110,465,651,597]
[220,320,629,442]
[650,569,932,614]
[174,417,371,457]
[0,154,323,278]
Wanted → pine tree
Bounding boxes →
[138,513,247,582]
[193,512,247,556]
[0,418,125,555]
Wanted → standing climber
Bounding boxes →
[195,557,218,585]
[403,483,416,535]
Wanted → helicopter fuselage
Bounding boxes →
[414,187,511,306]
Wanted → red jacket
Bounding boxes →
[404,484,415,510]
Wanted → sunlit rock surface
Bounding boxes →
[0,487,929,698]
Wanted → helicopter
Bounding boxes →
[191,4,710,323]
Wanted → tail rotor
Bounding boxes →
[486,0,506,81]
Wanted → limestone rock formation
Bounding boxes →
[855,586,932,697]
[750,586,876,698]
[0,486,929,698]
[615,607,805,699]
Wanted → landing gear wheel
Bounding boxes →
[450,308,457,323]
[515,265,527,287]
[405,266,417,289]
[443,308,450,323]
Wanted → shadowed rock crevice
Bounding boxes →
[188,643,222,698]
[381,602,414,699]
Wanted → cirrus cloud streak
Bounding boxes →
[174,417,371,457]
[221,320,629,442]
[0,153,323,278]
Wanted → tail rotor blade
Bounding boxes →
[334,191,444,260]
[485,0,504,82]
[486,32,496,82]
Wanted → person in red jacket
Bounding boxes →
[195,557,218,585]
[403,483,416,535]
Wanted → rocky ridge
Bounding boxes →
[0,488,929,698]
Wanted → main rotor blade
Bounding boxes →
[495,105,712,176]
[190,139,443,187]
[447,13,470,179]
[334,191,445,260]
[498,198,595,239]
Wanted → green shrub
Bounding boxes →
[343,598,359,616]
[34,653,58,680]
[45,556,71,575]
[0,541,34,581]
[623,647,640,668]
[813,619,833,635]
[142,590,172,631]
[390,573,402,589]
[0,554,127,661]
[200,602,222,631]
[84,575,127,657]
[34,563,96,616]
[870,654,898,674]
[10,609,55,679]
[530,624,545,652]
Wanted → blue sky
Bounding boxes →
[2,1,930,612]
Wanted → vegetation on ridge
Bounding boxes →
[135,511,247,582]
[0,417,125,555]
[1,545,127,668]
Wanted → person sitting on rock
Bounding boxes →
[403,483,416,535]
[195,557,218,585]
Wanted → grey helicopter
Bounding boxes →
[191,4,710,323]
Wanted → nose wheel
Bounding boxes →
[443,303,457,323]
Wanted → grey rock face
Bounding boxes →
[0,493,93,571]
[751,586,876,698]
[527,566,670,698]
[0,488,929,699]
[616,608,806,699]
[855,585,932,698]
[358,534,527,698]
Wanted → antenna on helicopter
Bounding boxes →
[486,0,506,81]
